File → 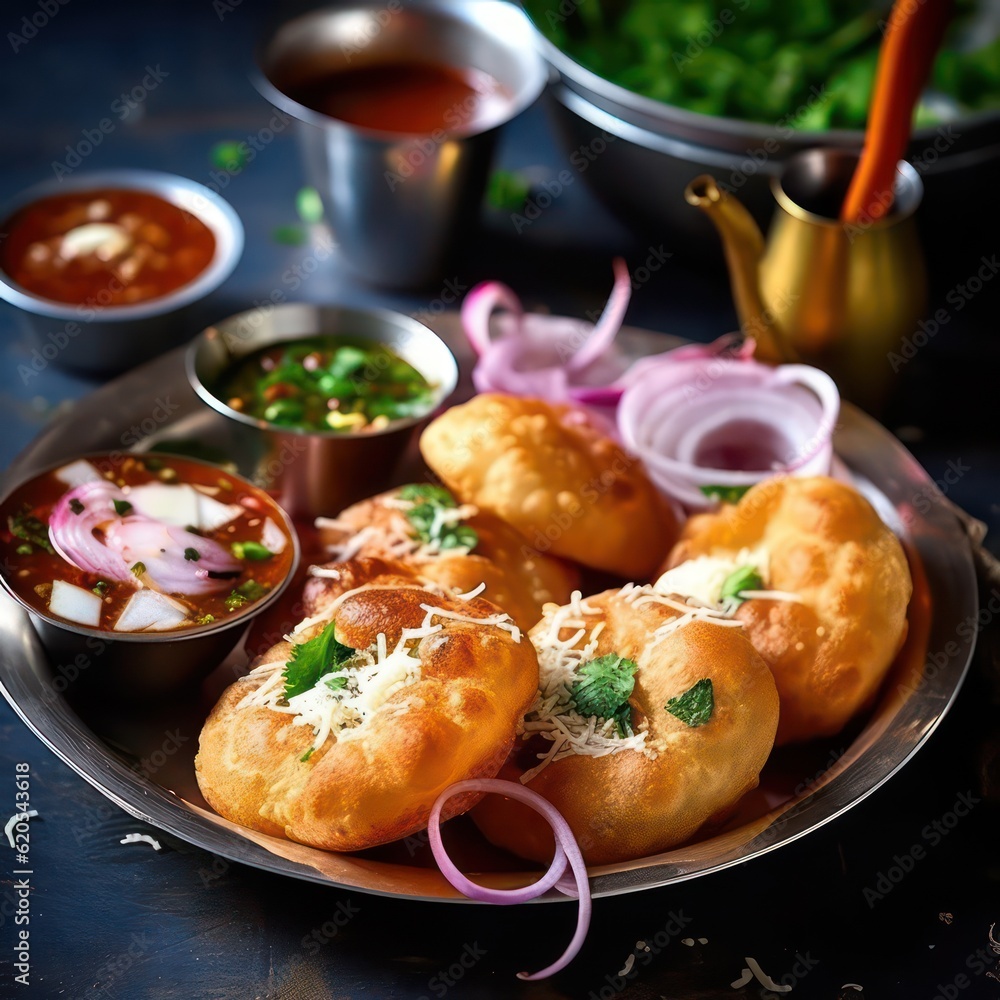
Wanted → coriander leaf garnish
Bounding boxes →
[720,566,763,605]
[699,484,751,504]
[283,622,355,700]
[92,581,109,597]
[184,547,200,562]
[9,509,53,554]
[15,544,32,556]
[397,483,479,552]
[113,499,133,516]
[130,561,146,577]
[69,498,85,515]
[231,540,273,561]
[666,678,714,728]
[300,747,315,763]
[570,653,637,727]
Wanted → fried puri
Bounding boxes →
[196,571,539,852]
[666,476,913,745]
[472,588,779,865]
[314,486,578,630]
[419,394,678,579]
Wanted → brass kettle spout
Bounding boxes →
[684,175,787,363]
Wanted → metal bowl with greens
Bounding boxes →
[524,0,1000,129]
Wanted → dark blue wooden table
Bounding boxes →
[1,2,999,997]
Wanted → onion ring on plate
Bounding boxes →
[428,778,591,981]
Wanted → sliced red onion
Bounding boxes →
[50,481,242,596]
[428,778,591,981]
[618,343,840,509]
[49,481,136,584]
[462,261,634,405]
[104,520,240,595]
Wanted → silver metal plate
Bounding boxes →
[0,316,978,901]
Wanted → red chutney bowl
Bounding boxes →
[0,170,243,375]
[0,452,299,700]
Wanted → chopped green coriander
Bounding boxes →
[184,547,200,562]
[486,169,534,212]
[9,509,53,553]
[666,678,714,728]
[324,675,348,691]
[196,614,216,625]
[720,566,763,605]
[113,499,133,516]
[15,543,32,556]
[699,484,751,505]
[398,483,479,552]
[68,498,85,515]
[224,579,270,612]
[283,622,355,700]
[210,140,247,173]
[271,224,307,246]
[570,653,637,729]
[92,581,109,597]
[300,747,316,763]
[231,540,273,561]
[130,561,146,577]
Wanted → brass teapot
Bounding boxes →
[686,148,927,410]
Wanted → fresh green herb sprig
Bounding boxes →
[398,484,478,552]
[283,622,355,700]
[570,653,638,737]
[666,678,714,728]
[720,566,763,606]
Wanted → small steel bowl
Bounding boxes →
[0,453,300,701]
[0,169,244,374]
[185,302,459,518]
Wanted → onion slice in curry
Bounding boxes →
[50,481,242,596]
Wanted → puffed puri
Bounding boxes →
[195,580,539,852]
[471,588,781,866]
[419,393,679,579]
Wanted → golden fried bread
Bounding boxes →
[314,487,578,630]
[472,588,779,865]
[419,394,677,579]
[196,571,538,852]
[666,476,912,745]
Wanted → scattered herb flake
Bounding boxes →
[113,499,133,516]
[699,484,751,505]
[92,581,109,597]
[570,653,637,725]
[324,675,348,691]
[210,140,247,173]
[196,614,216,625]
[130,561,146,577]
[9,509,53,554]
[486,169,534,212]
[15,544,32,556]
[666,678,714,728]
[283,622,355,700]
[68,498,85,515]
[720,566,763,605]
[271,224,307,246]
[184,547,200,562]
[231,540,272,561]
[300,747,315,763]
[296,186,324,224]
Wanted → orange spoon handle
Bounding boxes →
[840,0,954,224]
